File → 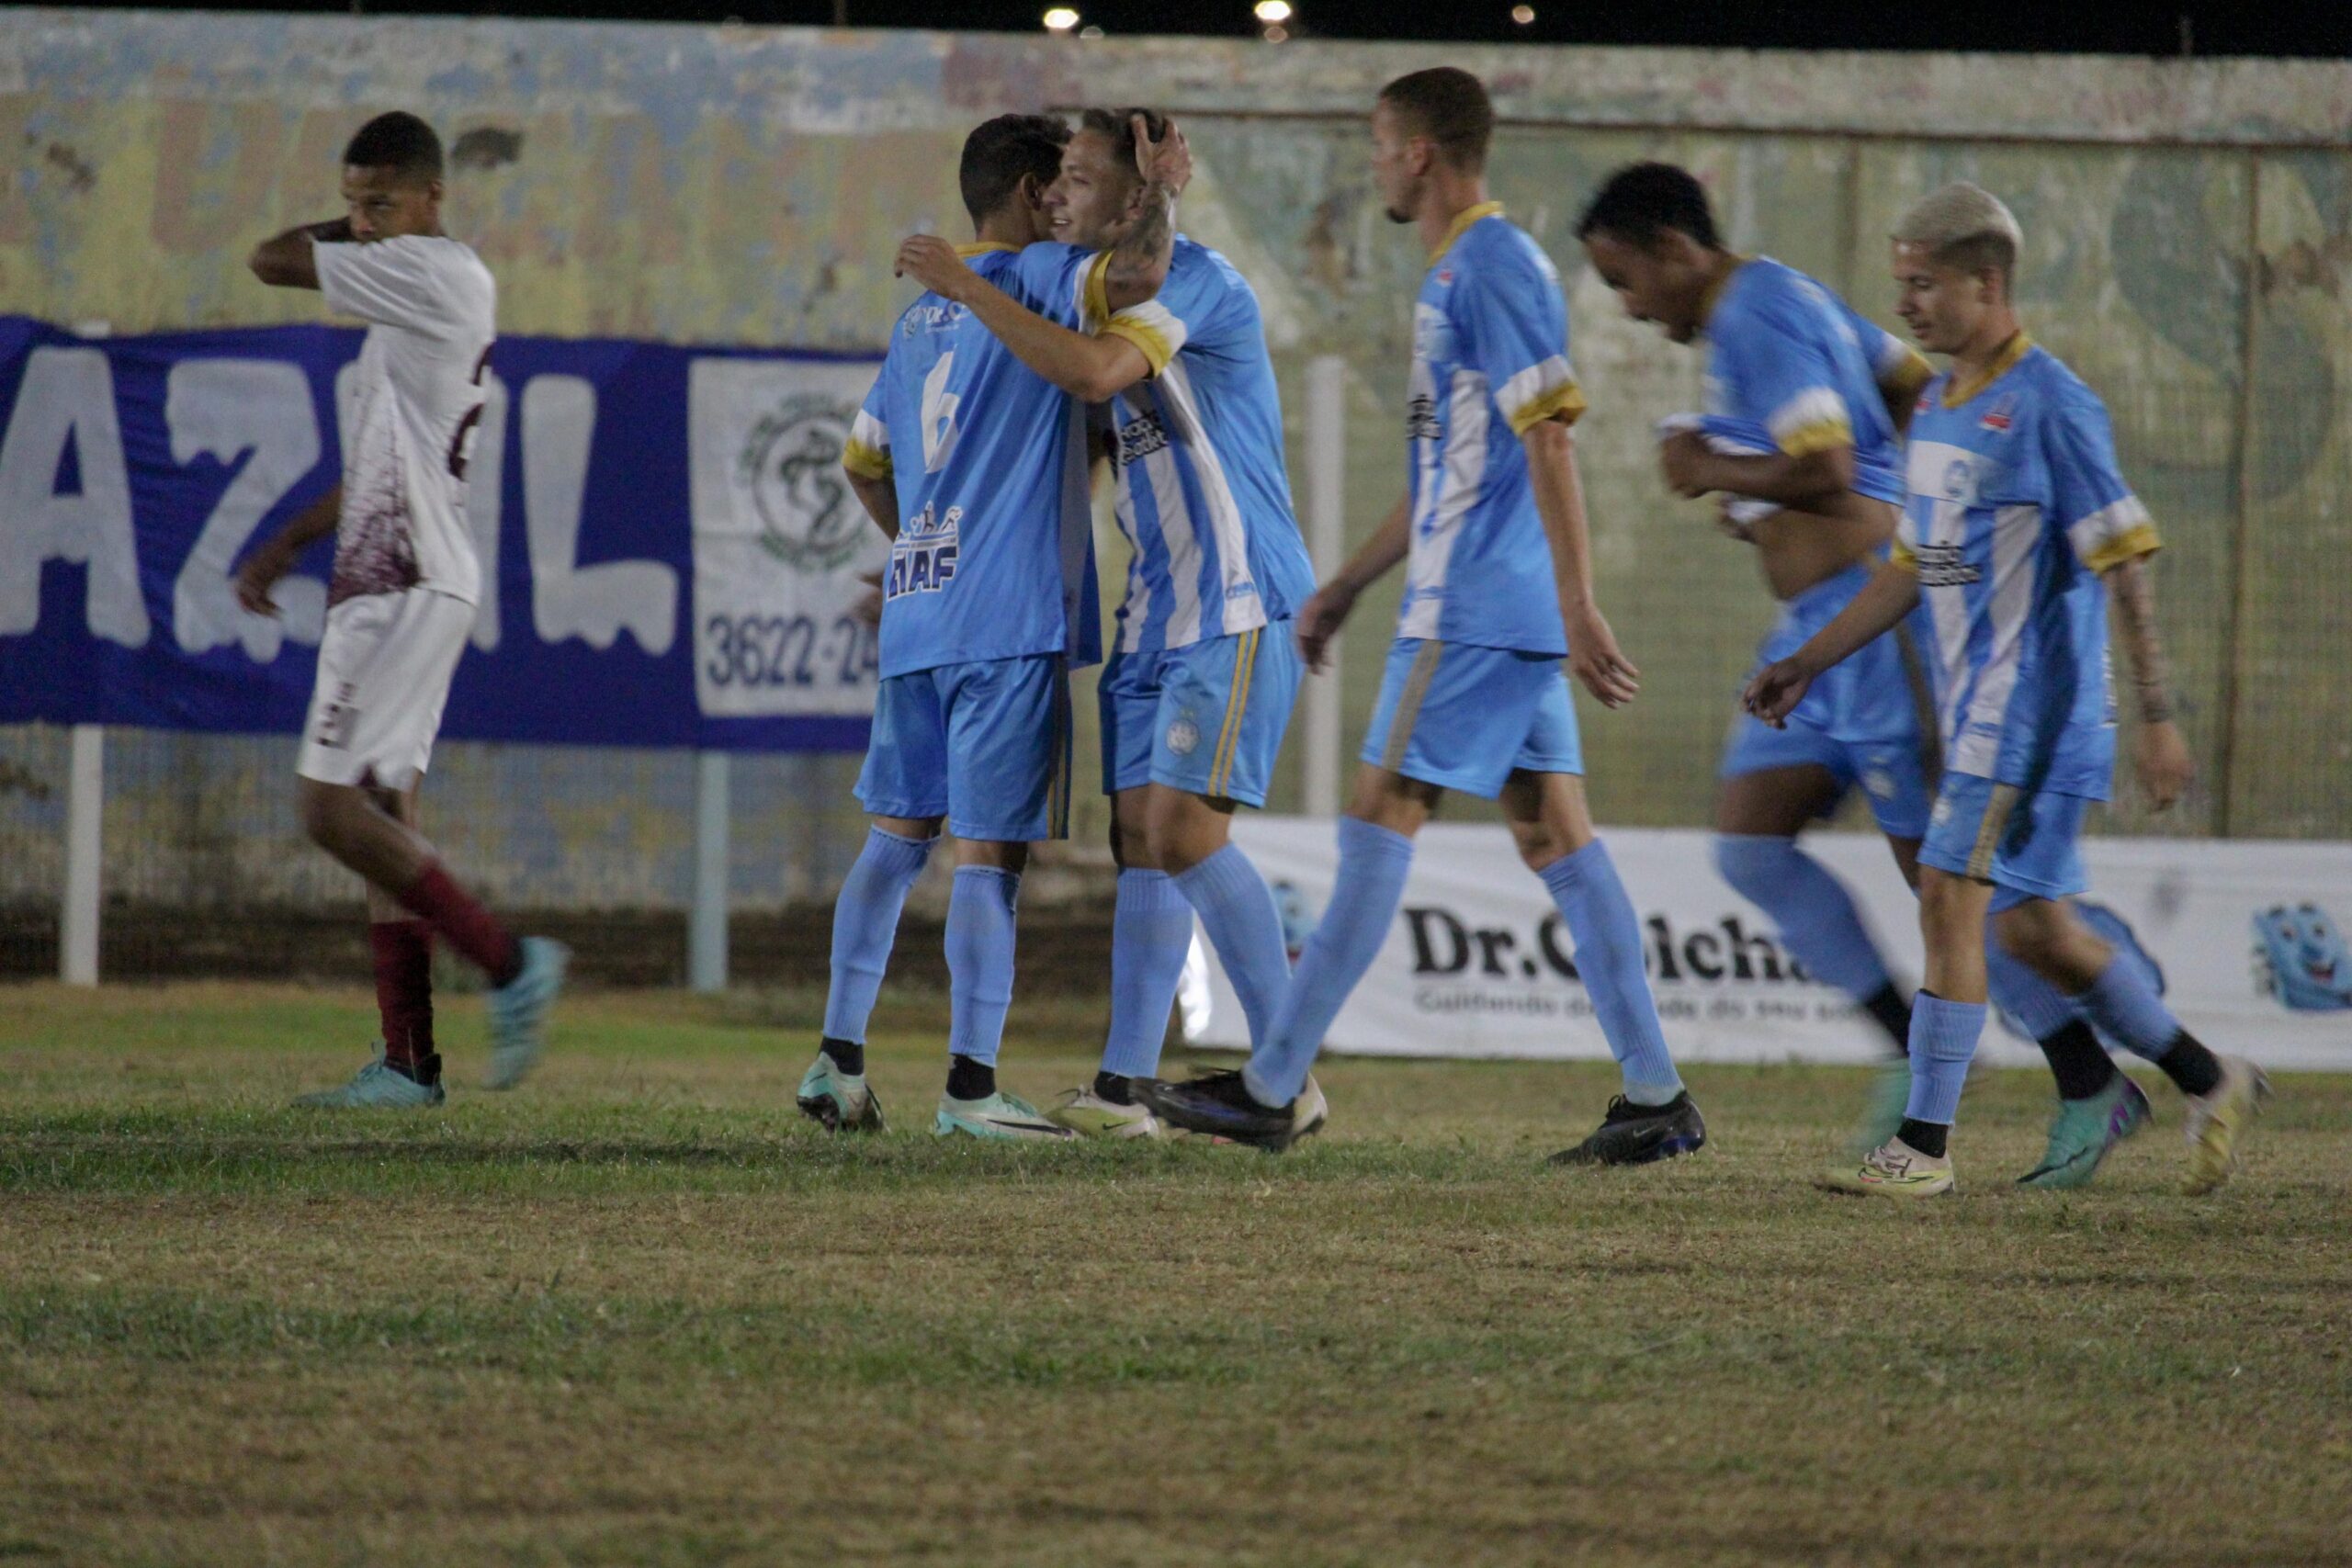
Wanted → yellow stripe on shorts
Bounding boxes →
[1965,783,2021,881]
[1208,626,1259,800]
[1379,640,1445,775]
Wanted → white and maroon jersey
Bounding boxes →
[314,234,496,607]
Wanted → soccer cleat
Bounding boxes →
[1548,1091,1706,1167]
[1827,1135,1954,1198]
[293,1047,446,1110]
[933,1089,1078,1142]
[1136,1068,1309,1151]
[484,936,569,1090]
[1046,1086,1160,1139]
[2181,1055,2270,1195]
[2016,1073,2152,1190]
[1851,1059,1911,1156]
[797,1050,886,1134]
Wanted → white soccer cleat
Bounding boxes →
[1046,1086,1161,1139]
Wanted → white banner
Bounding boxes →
[1184,818,2352,1072]
[687,357,889,719]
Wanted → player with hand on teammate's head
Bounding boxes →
[897,107,1318,1140]
[797,111,1172,1142]
[1745,182,2267,1197]
[1140,68,1702,1163]
[240,110,565,1108]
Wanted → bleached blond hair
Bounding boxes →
[1894,182,2022,283]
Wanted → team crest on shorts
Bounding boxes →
[1166,716,1201,757]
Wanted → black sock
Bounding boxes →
[2036,1020,2119,1101]
[392,1052,442,1087]
[2154,1031,2223,1098]
[820,1037,865,1077]
[946,1055,995,1100]
[1093,1071,1135,1106]
[1861,982,1913,1058]
[1895,1117,1949,1158]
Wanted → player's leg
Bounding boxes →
[1514,769,1704,1167]
[293,592,561,1105]
[1995,892,2266,1195]
[799,668,947,1133]
[930,656,1074,1140]
[365,780,437,1086]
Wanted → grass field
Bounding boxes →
[3,983,2347,1567]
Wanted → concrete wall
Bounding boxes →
[5,13,2348,927]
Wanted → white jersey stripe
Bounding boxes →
[1154,358,1264,642]
[1400,367,1491,642]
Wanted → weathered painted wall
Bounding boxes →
[4,13,2347,922]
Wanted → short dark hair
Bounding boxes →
[958,114,1071,226]
[342,111,443,184]
[1577,162,1723,251]
[1075,106,1172,188]
[1378,67,1494,173]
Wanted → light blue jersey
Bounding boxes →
[845,242,1102,680]
[1398,203,1586,655]
[1095,237,1314,655]
[1898,335,2158,799]
[1702,256,1924,509]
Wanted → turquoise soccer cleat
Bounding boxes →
[2016,1073,2152,1190]
[293,1047,446,1110]
[797,1049,886,1133]
[933,1089,1077,1141]
[484,936,569,1090]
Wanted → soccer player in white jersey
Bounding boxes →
[896,107,1321,1140]
[1582,164,2184,1190]
[238,112,566,1108]
[1139,68,1702,1160]
[1747,184,2267,1196]
[793,114,1185,1140]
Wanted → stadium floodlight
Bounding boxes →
[1043,6,1080,30]
[1511,4,1536,22]
[1253,1,1293,22]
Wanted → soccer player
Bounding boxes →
[794,112,1188,1140]
[894,107,1319,1140]
[239,111,566,1108]
[1140,68,1702,1162]
[1746,183,2267,1196]
[1580,164,2185,1189]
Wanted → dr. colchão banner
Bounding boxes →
[0,316,886,751]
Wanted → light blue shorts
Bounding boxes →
[1920,771,2093,911]
[1721,564,1935,839]
[855,654,1070,842]
[1099,621,1303,808]
[1360,637,1581,801]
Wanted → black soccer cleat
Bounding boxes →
[1136,1069,1304,1151]
[1548,1091,1707,1167]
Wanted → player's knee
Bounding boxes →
[1713,832,1795,901]
[297,782,353,851]
[1510,821,1566,873]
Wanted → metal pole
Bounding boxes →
[689,750,729,992]
[1303,355,1347,819]
[62,724,102,985]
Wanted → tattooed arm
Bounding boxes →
[1101,115,1192,312]
[2104,554,2193,810]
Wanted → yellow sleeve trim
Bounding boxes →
[842,439,893,480]
[1778,420,1856,459]
[1883,351,1934,401]
[1082,251,1114,330]
[1508,380,1587,435]
[2083,522,2163,573]
[1891,541,1919,570]
[1101,316,1177,378]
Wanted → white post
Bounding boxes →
[1303,355,1347,819]
[689,750,729,993]
[62,724,103,985]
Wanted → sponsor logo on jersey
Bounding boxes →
[1116,410,1170,467]
[1912,542,1982,588]
[1405,392,1441,442]
[885,502,962,599]
[1981,393,2018,434]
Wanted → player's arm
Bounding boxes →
[1526,419,1639,708]
[846,469,899,542]
[234,485,342,615]
[1659,428,1855,507]
[246,219,353,291]
[1743,557,1922,727]
[2103,551,2192,811]
[893,240,1151,404]
[1295,496,1409,673]
[1100,115,1192,312]
[1877,347,1934,437]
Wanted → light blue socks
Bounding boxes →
[1174,842,1293,1050]
[944,865,1020,1067]
[1540,840,1683,1105]
[1713,833,1895,1000]
[1244,817,1414,1108]
[821,827,935,1043]
[1904,993,1987,1125]
[1102,868,1192,1080]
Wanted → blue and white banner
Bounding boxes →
[0,316,887,750]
